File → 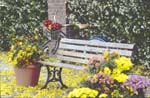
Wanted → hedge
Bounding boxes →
[66,0,150,67]
[0,0,47,50]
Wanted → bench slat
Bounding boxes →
[59,43,133,57]
[61,38,134,49]
[57,55,89,64]
[57,50,101,59]
[39,61,84,70]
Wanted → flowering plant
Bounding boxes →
[43,19,62,30]
[88,51,133,83]
[85,73,114,93]
[123,75,150,97]
[80,51,135,97]
[67,87,98,97]
[8,35,43,68]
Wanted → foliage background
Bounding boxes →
[0,0,149,66]
[66,0,150,66]
[0,0,47,51]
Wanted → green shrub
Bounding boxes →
[66,0,150,66]
[0,0,47,51]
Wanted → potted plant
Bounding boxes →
[8,35,43,87]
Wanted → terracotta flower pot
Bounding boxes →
[14,65,41,87]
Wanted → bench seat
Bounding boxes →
[39,38,134,89]
[39,61,84,70]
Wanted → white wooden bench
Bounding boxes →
[39,38,134,88]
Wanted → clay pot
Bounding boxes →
[14,65,41,86]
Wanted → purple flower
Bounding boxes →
[124,75,150,93]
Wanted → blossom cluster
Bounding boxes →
[114,56,133,72]
[88,56,104,73]
[44,19,62,30]
[124,75,150,93]
[8,36,43,68]
[88,51,133,83]
[89,73,114,84]
[111,73,128,83]
[67,87,98,97]
[80,51,150,97]
[104,52,133,83]
[88,73,114,94]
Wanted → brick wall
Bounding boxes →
[47,0,66,54]
[47,0,66,26]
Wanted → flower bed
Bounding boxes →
[0,51,150,97]
[68,52,150,98]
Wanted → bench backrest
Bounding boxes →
[56,38,134,65]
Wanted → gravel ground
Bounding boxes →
[0,61,13,71]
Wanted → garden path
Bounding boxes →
[0,61,13,71]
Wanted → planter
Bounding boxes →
[14,65,41,87]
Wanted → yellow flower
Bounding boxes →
[10,45,15,51]
[19,92,31,98]
[114,57,133,71]
[112,51,120,57]
[26,46,31,51]
[99,93,108,98]
[68,89,80,97]
[17,50,26,58]
[27,52,32,57]
[25,59,29,64]
[112,68,121,74]
[68,88,98,98]
[34,35,39,40]
[126,86,133,93]
[93,74,97,79]
[138,65,144,70]
[32,46,37,51]
[111,73,128,83]
[103,51,109,60]
[99,70,103,74]
[19,42,23,46]
[12,59,18,66]
[8,57,12,62]
[83,65,88,70]
[111,90,119,97]
[80,94,87,98]
[103,67,111,75]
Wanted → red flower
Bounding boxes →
[43,19,62,30]
[44,19,53,28]
[52,22,62,30]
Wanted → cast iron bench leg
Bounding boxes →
[58,68,68,89]
[41,65,67,89]
[41,65,51,89]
